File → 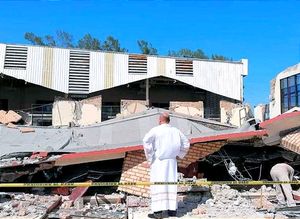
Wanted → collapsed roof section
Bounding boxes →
[0,108,267,161]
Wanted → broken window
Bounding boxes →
[280,73,300,113]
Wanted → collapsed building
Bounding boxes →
[0,108,299,218]
[0,109,299,194]
[1,43,300,218]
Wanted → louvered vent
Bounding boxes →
[68,50,90,94]
[176,59,193,75]
[128,55,147,74]
[4,46,28,70]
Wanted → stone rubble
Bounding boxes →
[188,185,286,218]
[0,193,60,218]
[0,185,290,218]
[53,201,126,219]
[128,185,289,218]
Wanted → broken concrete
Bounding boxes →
[0,110,22,125]
[118,99,147,117]
[52,96,102,127]
[169,101,204,118]
[220,101,252,126]
[0,193,61,218]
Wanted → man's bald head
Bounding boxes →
[159,112,170,124]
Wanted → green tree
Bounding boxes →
[102,36,127,52]
[137,40,158,55]
[78,34,101,50]
[24,32,45,46]
[56,30,74,48]
[211,54,231,61]
[168,48,208,59]
[45,35,56,46]
[24,31,74,48]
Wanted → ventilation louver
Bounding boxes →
[4,46,28,70]
[176,59,193,75]
[128,55,147,74]
[68,50,90,94]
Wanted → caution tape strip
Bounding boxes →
[0,181,300,188]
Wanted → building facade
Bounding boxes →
[269,63,300,118]
[0,43,248,124]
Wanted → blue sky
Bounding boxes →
[1,0,300,106]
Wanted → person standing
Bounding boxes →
[143,112,190,219]
[270,163,296,207]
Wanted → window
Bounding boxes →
[101,102,120,121]
[280,73,300,113]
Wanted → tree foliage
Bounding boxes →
[168,48,208,59]
[78,34,101,50]
[102,36,127,52]
[137,40,157,55]
[211,54,231,61]
[24,31,126,51]
[24,31,231,60]
[56,30,74,48]
[24,32,45,46]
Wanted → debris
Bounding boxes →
[0,110,6,124]
[0,193,62,218]
[6,110,22,123]
[189,185,278,218]
[19,127,35,133]
[6,123,17,128]
[83,193,125,205]
[69,180,91,203]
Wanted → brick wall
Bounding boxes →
[118,150,150,198]
[118,141,226,197]
[178,141,225,168]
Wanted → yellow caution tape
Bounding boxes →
[0,180,300,188]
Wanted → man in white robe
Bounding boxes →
[143,112,190,219]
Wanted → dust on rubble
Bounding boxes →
[0,192,127,219]
[0,185,290,219]
[128,185,288,219]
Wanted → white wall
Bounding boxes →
[0,43,247,101]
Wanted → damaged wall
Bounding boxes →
[118,141,225,197]
[52,96,102,126]
[254,104,268,122]
[169,101,204,118]
[117,100,147,117]
[220,100,252,127]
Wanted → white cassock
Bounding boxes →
[143,124,190,212]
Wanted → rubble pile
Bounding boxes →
[190,185,278,218]
[0,193,61,218]
[54,202,126,219]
